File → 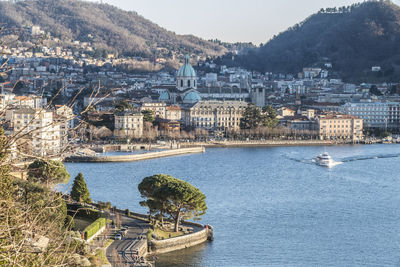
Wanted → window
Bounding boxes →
[180,80,183,87]
[188,80,191,87]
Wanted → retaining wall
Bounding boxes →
[65,147,205,163]
[86,225,106,244]
[150,225,213,254]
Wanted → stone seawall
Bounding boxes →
[64,147,205,163]
[181,140,335,148]
[150,224,213,254]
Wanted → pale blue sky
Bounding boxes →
[92,0,399,44]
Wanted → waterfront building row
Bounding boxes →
[340,102,400,129]
[279,108,364,140]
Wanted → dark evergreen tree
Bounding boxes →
[141,110,155,122]
[27,160,70,187]
[70,173,92,204]
[138,174,207,232]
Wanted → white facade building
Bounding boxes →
[12,108,61,156]
[340,102,400,129]
[182,100,248,130]
[114,111,144,139]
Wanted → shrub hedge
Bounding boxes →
[84,217,106,240]
[68,207,106,221]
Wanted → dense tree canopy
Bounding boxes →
[240,104,278,130]
[27,159,70,187]
[115,100,133,112]
[370,85,383,96]
[138,174,207,232]
[141,110,155,123]
[70,173,92,204]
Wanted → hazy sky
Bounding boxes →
[93,0,399,44]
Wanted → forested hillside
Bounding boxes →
[0,0,226,57]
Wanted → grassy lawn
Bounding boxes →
[74,217,93,231]
[154,227,183,239]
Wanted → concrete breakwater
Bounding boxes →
[64,147,205,163]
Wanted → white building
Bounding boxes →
[182,100,248,130]
[54,105,74,149]
[340,102,400,129]
[165,105,182,121]
[114,111,144,139]
[140,102,166,118]
[12,108,61,156]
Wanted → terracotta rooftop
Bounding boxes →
[15,96,32,101]
[166,105,181,111]
[318,113,360,120]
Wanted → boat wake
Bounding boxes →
[340,153,400,163]
[285,152,400,167]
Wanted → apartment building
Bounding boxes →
[54,105,74,149]
[317,113,363,140]
[114,111,144,139]
[341,102,400,129]
[12,108,61,156]
[140,102,166,118]
[165,105,182,121]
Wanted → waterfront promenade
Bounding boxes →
[181,139,336,148]
[64,147,205,163]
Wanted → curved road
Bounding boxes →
[106,215,150,266]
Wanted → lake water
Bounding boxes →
[61,144,400,267]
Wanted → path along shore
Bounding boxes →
[64,147,205,163]
[181,140,338,148]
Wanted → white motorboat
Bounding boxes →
[314,152,342,168]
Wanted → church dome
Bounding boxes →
[159,91,170,101]
[177,55,196,77]
[183,91,201,103]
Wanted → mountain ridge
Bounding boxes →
[224,1,400,82]
[0,0,227,58]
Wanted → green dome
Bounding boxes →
[177,55,196,77]
[183,91,201,103]
[159,91,170,101]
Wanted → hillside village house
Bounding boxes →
[0,93,47,110]
[114,111,144,139]
[277,107,296,118]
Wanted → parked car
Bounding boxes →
[115,233,122,240]
[120,228,128,236]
